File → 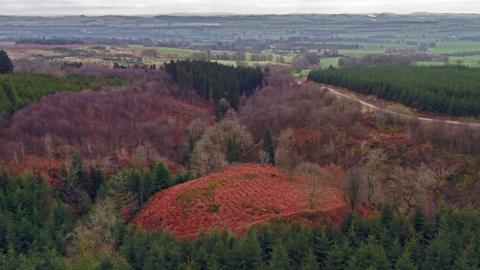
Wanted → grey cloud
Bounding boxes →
[1,0,480,15]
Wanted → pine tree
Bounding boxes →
[301,249,320,270]
[453,244,478,270]
[311,227,328,267]
[150,161,172,194]
[413,207,426,233]
[269,242,290,270]
[395,250,417,270]
[348,241,390,270]
[0,50,13,74]
[325,243,350,270]
[226,136,240,163]
[241,232,262,270]
[262,129,275,165]
[81,167,103,200]
[424,232,454,270]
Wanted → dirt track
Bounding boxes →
[317,83,480,128]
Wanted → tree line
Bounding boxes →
[164,60,264,119]
[308,65,480,116]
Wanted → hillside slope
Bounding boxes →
[133,164,347,236]
[0,73,213,175]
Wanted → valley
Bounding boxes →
[1,11,480,270]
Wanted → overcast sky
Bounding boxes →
[2,0,480,16]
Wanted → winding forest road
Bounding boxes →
[317,83,480,128]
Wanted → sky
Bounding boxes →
[1,0,480,16]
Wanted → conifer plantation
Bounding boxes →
[164,60,264,117]
[308,65,480,116]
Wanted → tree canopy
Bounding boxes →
[309,65,480,116]
[164,60,264,117]
[0,50,13,74]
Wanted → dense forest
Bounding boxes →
[1,170,480,269]
[164,60,264,118]
[308,65,480,116]
[0,73,124,117]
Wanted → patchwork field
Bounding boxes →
[428,40,480,54]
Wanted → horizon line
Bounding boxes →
[1,12,480,17]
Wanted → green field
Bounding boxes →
[292,69,311,78]
[338,43,413,57]
[415,61,446,66]
[128,45,198,58]
[154,47,198,57]
[449,55,480,67]
[428,41,480,54]
[338,48,385,57]
[319,57,339,68]
[416,55,480,68]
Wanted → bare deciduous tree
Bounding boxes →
[189,113,253,177]
[418,160,455,211]
[385,161,454,215]
[276,128,301,180]
[67,197,119,257]
[295,162,325,210]
[342,168,366,211]
[361,149,387,206]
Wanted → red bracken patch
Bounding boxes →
[132,163,347,237]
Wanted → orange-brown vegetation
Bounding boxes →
[132,163,347,236]
[240,75,480,213]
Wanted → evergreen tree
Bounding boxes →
[301,250,320,270]
[395,250,417,270]
[348,241,389,270]
[325,242,350,270]
[262,129,275,165]
[241,232,262,270]
[150,161,172,194]
[226,136,240,163]
[82,167,104,200]
[424,232,454,270]
[269,242,290,270]
[453,244,478,270]
[0,50,13,74]
[311,227,328,267]
[413,207,427,238]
